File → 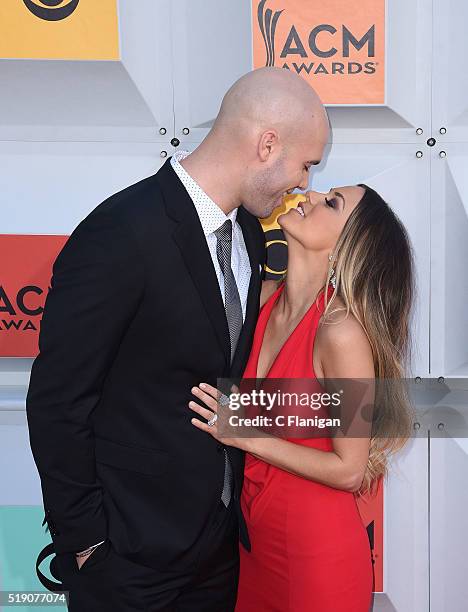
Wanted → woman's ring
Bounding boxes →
[207,414,218,427]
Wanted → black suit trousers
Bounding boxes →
[57,500,239,612]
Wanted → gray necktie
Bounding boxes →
[214,220,243,362]
[214,219,243,507]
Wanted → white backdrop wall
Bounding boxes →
[1,1,467,610]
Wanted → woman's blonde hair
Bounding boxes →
[322,184,415,497]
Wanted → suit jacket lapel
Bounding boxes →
[157,159,231,367]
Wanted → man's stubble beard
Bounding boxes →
[249,155,289,219]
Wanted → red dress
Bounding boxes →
[235,283,373,612]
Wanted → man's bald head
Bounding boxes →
[213,67,327,143]
[181,68,329,219]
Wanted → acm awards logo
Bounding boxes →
[0,285,45,332]
[23,0,79,21]
[0,235,67,355]
[257,0,378,77]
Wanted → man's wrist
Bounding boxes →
[75,540,105,557]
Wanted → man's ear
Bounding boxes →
[258,129,279,162]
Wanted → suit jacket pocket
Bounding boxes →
[94,436,169,476]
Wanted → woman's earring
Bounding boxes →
[328,254,336,288]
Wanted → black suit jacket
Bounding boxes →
[26,158,265,572]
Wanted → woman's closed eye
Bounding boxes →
[325,196,337,208]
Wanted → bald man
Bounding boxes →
[27,67,329,611]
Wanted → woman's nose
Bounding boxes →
[306,190,321,205]
[308,189,330,205]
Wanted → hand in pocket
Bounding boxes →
[76,540,109,571]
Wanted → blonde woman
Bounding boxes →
[190,184,414,611]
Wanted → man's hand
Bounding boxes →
[76,550,94,569]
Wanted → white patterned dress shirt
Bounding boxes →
[170,150,251,321]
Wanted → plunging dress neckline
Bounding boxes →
[253,281,329,382]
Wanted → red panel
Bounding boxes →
[0,235,68,357]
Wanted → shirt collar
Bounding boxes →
[171,150,238,236]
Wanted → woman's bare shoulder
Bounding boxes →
[315,300,374,378]
[316,297,366,347]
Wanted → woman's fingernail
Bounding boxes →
[200,383,207,389]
